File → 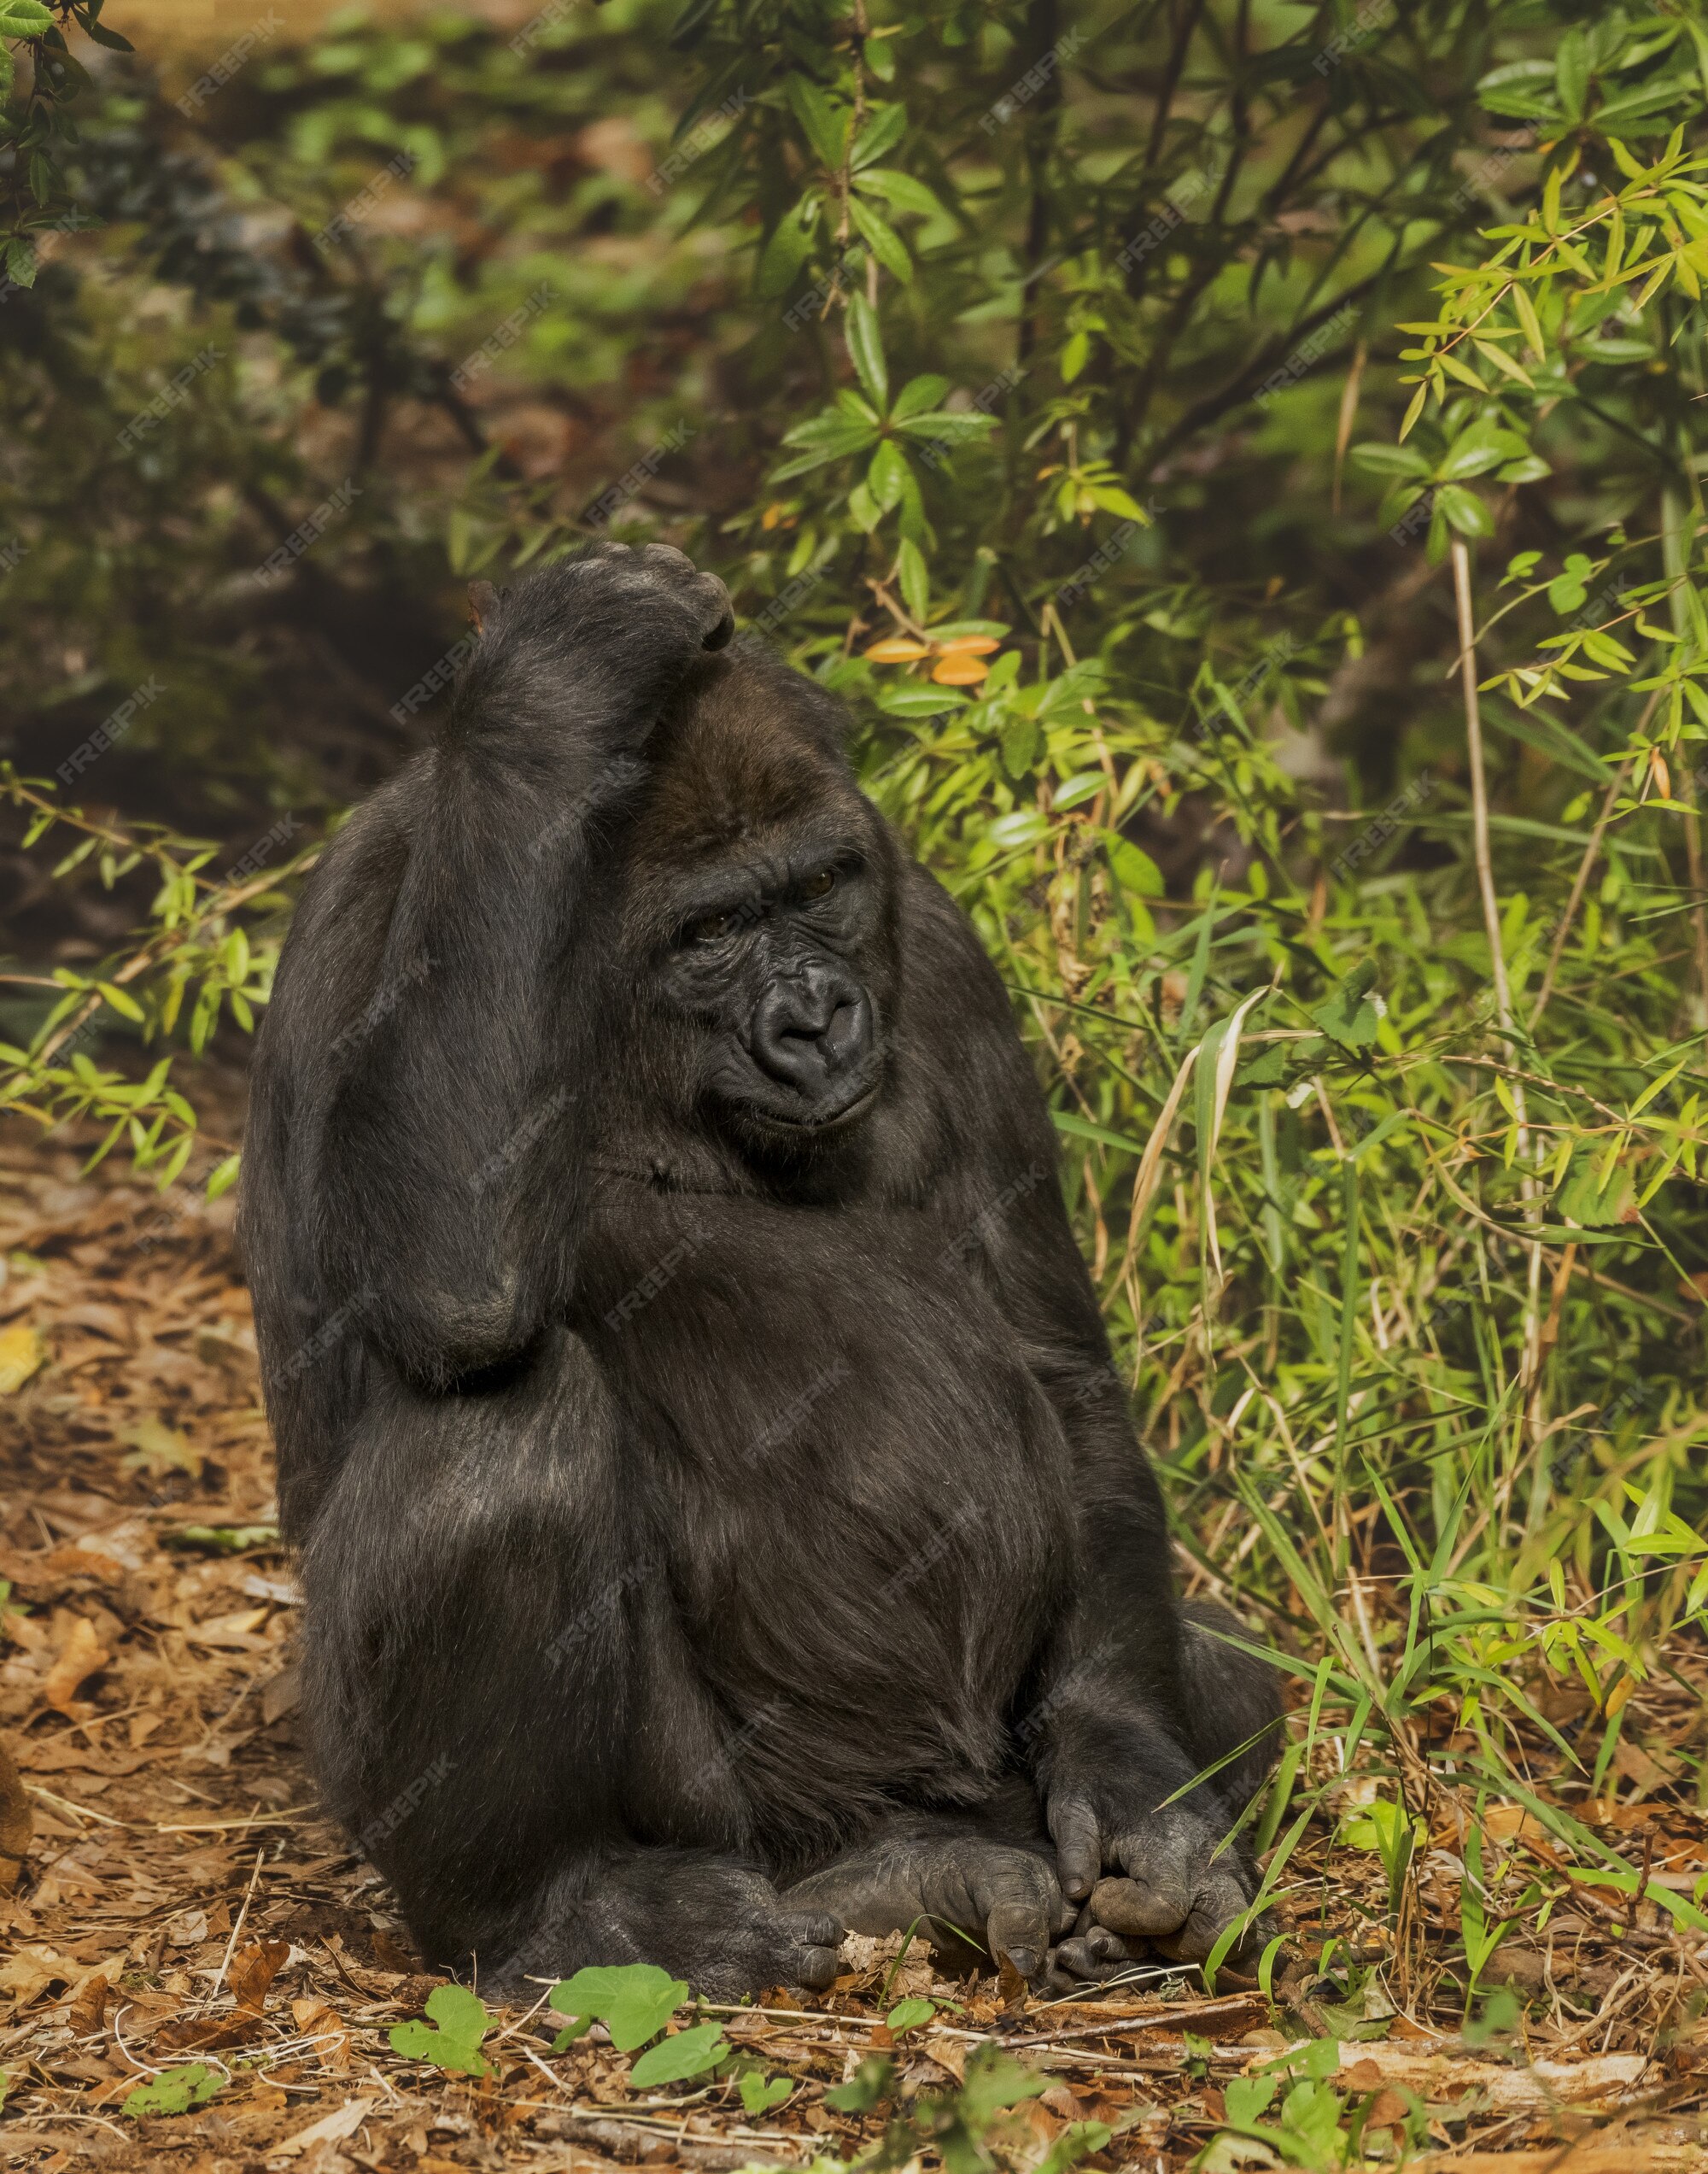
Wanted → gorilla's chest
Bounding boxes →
[581,1189,1076,1842]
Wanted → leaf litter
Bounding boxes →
[0,1117,1703,2171]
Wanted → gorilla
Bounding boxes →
[240,542,1280,1997]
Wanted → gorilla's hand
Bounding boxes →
[575,539,734,653]
[787,1835,1073,1986]
[1048,1787,1265,1967]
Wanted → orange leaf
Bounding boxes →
[933,636,999,655]
[42,1617,109,1716]
[931,654,991,685]
[864,636,930,662]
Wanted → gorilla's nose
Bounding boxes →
[752,964,873,1100]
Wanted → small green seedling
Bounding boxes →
[824,2053,895,2112]
[547,1962,688,2053]
[738,2068,793,2116]
[123,2063,226,2117]
[886,1996,935,2033]
[389,1984,493,2076]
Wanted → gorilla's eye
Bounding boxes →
[687,911,734,944]
[802,867,836,899]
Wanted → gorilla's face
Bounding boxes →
[624,652,895,1146]
[660,839,885,1134]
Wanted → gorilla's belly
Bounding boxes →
[582,1188,1076,1860]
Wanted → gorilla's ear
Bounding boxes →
[468,579,500,633]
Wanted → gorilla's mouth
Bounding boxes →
[732,1064,884,1136]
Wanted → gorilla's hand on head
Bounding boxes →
[573,540,735,654]
[1049,1789,1266,1970]
[449,542,734,765]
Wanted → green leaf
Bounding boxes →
[824,2054,894,2112]
[1102,834,1163,897]
[1554,27,1591,121]
[205,1152,241,1202]
[96,981,144,1023]
[1437,425,1530,481]
[891,373,950,421]
[785,75,849,171]
[879,683,966,716]
[165,1522,279,1554]
[1001,710,1039,776]
[740,2069,793,2113]
[1310,962,1381,1049]
[389,1984,494,2076]
[848,195,912,284]
[868,438,908,511]
[629,2020,728,2088]
[854,167,946,221]
[1351,442,1431,477]
[0,0,55,32]
[757,208,817,300]
[850,102,907,172]
[1435,483,1494,538]
[896,536,929,621]
[124,2064,226,2118]
[956,2044,1051,2124]
[863,34,896,83]
[845,291,887,410]
[547,1964,687,2053]
[886,1996,935,2032]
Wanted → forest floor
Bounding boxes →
[0,1113,1705,2173]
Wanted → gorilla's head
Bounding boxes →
[619,643,899,1152]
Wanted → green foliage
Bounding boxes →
[825,2042,1094,2174]
[121,2062,226,2118]
[389,1984,494,2077]
[545,1963,727,2089]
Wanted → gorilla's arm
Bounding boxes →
[247,545,731,1393]
[901,867,1277,1960]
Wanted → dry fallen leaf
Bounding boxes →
[186,1605,271,1648]
[0,1944,73,2008]
[231,1936,291,2014]
[290,1995,352,2068]
[67,1972,110,2035]
[41,1615,109,1715]
[274,2096,375,2158]
[0,1320,47,1393]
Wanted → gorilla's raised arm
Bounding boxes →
[246,544,732,1394]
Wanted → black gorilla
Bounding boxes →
[240,542,1279,1995]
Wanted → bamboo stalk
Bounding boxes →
[1451,540,1544,1458]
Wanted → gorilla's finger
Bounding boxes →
[789,1939,844,1991]
[971,1855,1061,1983]
[1149,1874,1257,1966]
[1049,1796,1103,1903]
[779,1908,845,1952]
[1091,1870,1193,1937]
[1045,1925,1139,1985]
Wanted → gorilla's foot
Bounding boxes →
[477,1854,845,2002]
[786,1825,1073,1985]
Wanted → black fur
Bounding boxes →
[241,542,1280,1996]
